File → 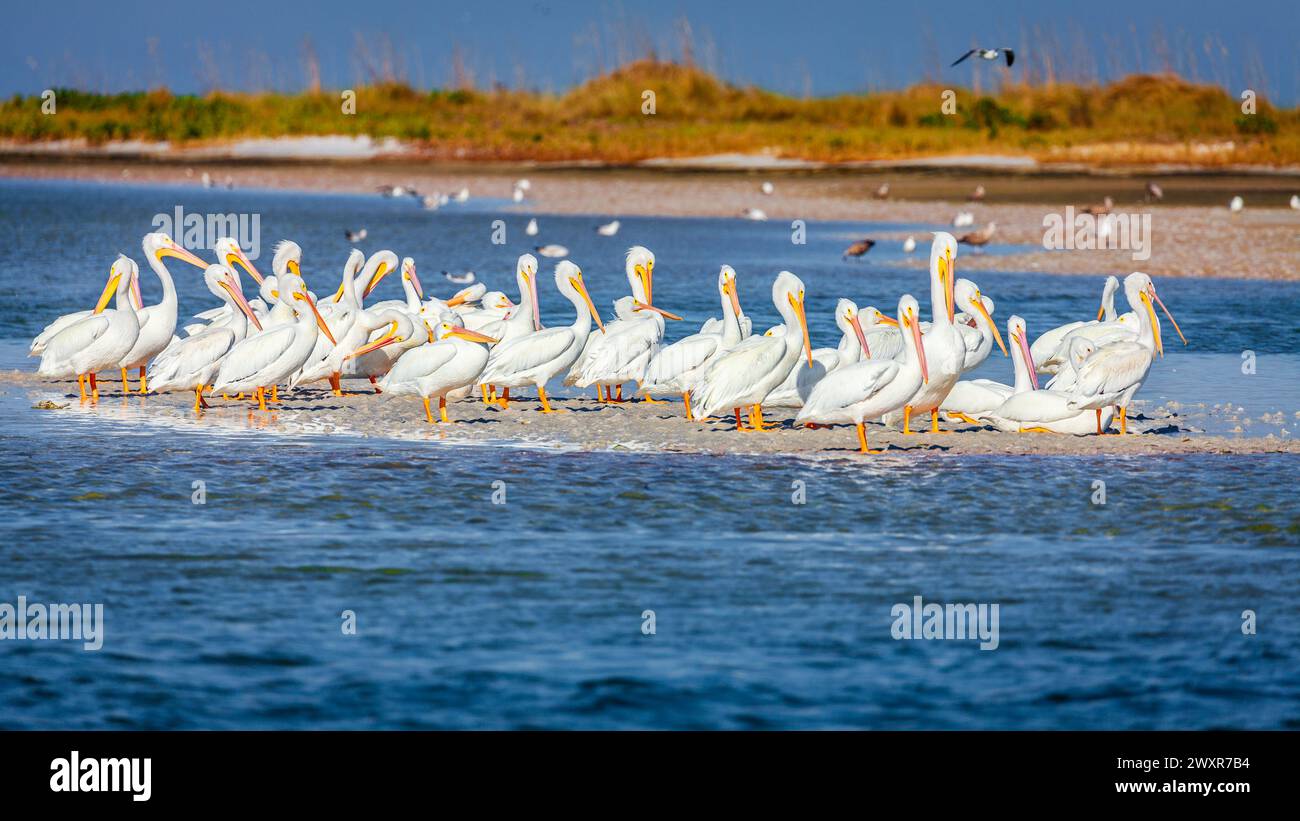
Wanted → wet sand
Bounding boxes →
[3,159,1298,282]
[8,372,1298,458]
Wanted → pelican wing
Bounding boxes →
[148,328,237,389]
[385,340,458,384]
[1074,341,1150,398]
[643,333,719,387]
[30,310,93,354]
[482,327,577,383]
[797,359,900,422]
[213,325,297,387]
[693,335,787,414]
[38,314,113,373]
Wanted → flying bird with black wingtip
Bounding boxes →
[952,48,1014,67]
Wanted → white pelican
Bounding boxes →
[120,233,208,393]
[294,253,397,394]
[1029,275,1123,373]
[337,308,426,386]
[37,256,141,401]
[566,246,680,402]
[182,237,268,332]
[366,257,424,316]
[795,294,928,453]
[146,264,263,412]
[30,262,142,357]
[477,261,604,413]
[766,298,870,409]
[476,254,540,349]
[379,320,497,423]
[1066,272,1180,434]
[421,283,485,322]
[458,291,514,331]
[641,265,745,417]
[211,273,336,410]
[978,337,1113,435]
[951,279,1007,373]
[259,241,309,329]
[941,315,1036,419]
[891,232,965,434]
[691,271,813,431]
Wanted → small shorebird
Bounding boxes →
[443,271,476,285]
[843,239,876,259]
[596,220,621,236]
[344,228,367,242]
[874,183,890,200]
[1081,196,1114,216]
[957,223,996,247]
[969,185,986,202]
[953,211,975,227]
[1145,182,1163,202]
[452,187,470,203]
[761,181,775,195]
[952,47,1015,67]
[741,207,768,221]
[1229,195,1244,213]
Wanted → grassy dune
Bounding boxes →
[2,61,1295,166]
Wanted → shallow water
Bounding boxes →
[1,179,1298,729]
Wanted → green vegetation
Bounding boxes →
[2,62,1296,166]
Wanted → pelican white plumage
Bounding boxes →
[890,232,965,433]
[211,273,337,410]
[146,264,263,412]
[1029,276,1128,374]
[795,294,929,453]
[641,265,744,417]
[336,308,427,386]
[364,257,424,316]
[977,337,1113,435]
[1229,195,1244,213]
[458,290,514,331]
[477,260,605,413]
[950,279,1007,374]
[37,256,142,401]
[525,218,539,236]
[292,254,396,394]
[766,299,870,409]
[380,319,497,422]
[941,315,1036,418]
[476,254,540,353]
[691,271,813,430]
[120,233,209,394]
[903,236,917,253]
[30,261,142,357]
[1066,272,1180,434]
[181,237,268,333]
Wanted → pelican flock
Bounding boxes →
[29,227,1185,454]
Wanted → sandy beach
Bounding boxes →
[3,158,1298,283]
[8,371,1298,458]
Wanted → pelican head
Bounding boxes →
[929,231,958,322]
[203,263,262,332]
[446,282,486,307]
[347,310,419,359]
[360,250,399,299]
[142,232,207,271]
[272,240,304,278]
[1098,275,1120,320]
[557,260,605,334]
[955,278,1006,355]
[93,255,139,314]
[863,305,899,329]
[773,271,813,368]
[280,272,335,344]
[1125,271,1185,356]
[837,298,870,358]
[516,253,541,330]
[400,257,423,300]
[213,237,264,285]
[625,246,655,305]
[718,265,742,320]
[1007,314,1037,388]
[433,320,497,345]
[897,293,929,384]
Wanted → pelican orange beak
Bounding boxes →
[218,273,263,332]
[944,250,956,323]
[724,277,743,321]
[286,258,302,279]
[1140,291,1163,358]
[158,240,208,270]
[906,310,929,384]
[1149,287,1186,346]
[407,266,424,300]
[93,267,123,314]
[129,267,143,310]
[450,326,498,343]
[225,244,265,285]
[296,291,336,344]
[972,296,1007,356]
[572,275,605,334]
[346,321,401,359]
[1014,331,1038,389]
[361,261,392,299]
[527,271,541,331]
[446,286,475,308]
[634,302,684,321]
[1096,303,1106,321]
[850,313,870,358]
[875,311,900,328]
[788,290,814,368]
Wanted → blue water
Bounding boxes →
[1,179,1298,729]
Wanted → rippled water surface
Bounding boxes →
[1,179,1297,729]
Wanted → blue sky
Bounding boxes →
[6,0,1297,102]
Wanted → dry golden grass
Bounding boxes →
[2,61,1295,166]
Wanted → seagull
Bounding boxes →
[512,187,525,203]
[761,181,775,195]
[903,236,917,253]
[1290,195,1299,210]
[596,219,621,236]
[443,271,476,285]
[344,228,368,243]
[1145,181,1164,202]
[741,207,768,221]
[1229,195,1244,213]
[525,218,539,236]
[843,239,876,259]
[953,211,975,227]
[952,48,1014,67]
[453,187,470,203]
[969,184,986,202]
[957,222,997,247]
[515,178,531,192]
[378,184,406,197]
[536,244,568,258]
[874,183,890,199]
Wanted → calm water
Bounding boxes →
[1,179,1298,729]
